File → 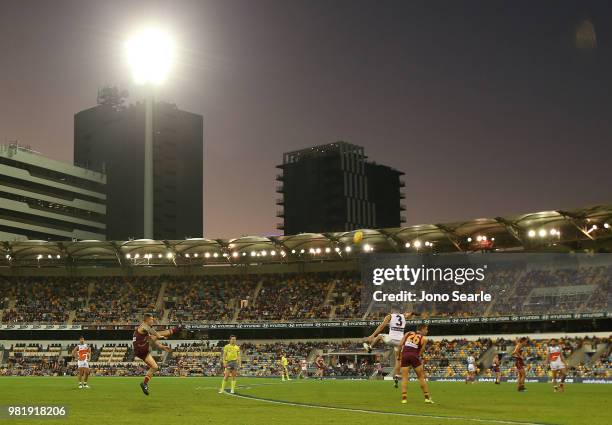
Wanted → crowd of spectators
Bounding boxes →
[0,264,609,324]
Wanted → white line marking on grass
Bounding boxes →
[229,393,555,425]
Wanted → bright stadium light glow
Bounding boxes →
[363,244,371,251]
[47,254,52,259]
[316,248,321,254]
[213,253,219,258]
[467,237,472,242]
[345,246,352,253]
[325,247,331,253]
[204,252,211,258]
[476,236,482,242]
[166,252,173,259]
[414,240,422,248]
[157,253,162,258]
[232,252,239,258]
[185,253,190,258]
[251,251,256,257]
[270,250,276,256]
[280,250,286,256]
[300,249,305,254]
[242,252,247,256]
[528,230,536,238]
[194,253,199,257]
[538,229,547,237]
[405,242,411,248]
[261,250,267,256]
[37,254,42,260]
[334,247,341,252]
[126,28,174,85]
[309,248,315,254]
[134,253,140,259]
[291,249,296,254]
[126,254,131,259]
[549,229,557,236]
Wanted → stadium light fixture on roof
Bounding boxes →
[528,230,536,238]
[185,253,190,258]
[232,252,239,258]
[213,253,219,258]
[250,251,256,257]
[325,247,331,253]
[126,254,131,259]
[135,253,140,259]
[194,253,198,258]
[309,248,315,254]
[413,240,422,248]
[334,247,341,252]
[271,250,276,256]
[345,246,352,253]
[204,252,211,258]
[405,242,411,248]
[291,249,296,254]
[300,249,305,254]
[316,248,321,254]
[604,223,610,229]
[280,250,286,257]
[363,244,371,252]
[261,250,267,256]
[166,252,174,259]
[467,237,472,243]
[538,229,547,237]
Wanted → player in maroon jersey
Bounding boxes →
[133,313,179,395]
[512,337,528,392]
[398,324,434,404]
[314,355,326,380]
[491,353,502,385]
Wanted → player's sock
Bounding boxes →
[144,375,151,385]
[230,379,236,393]
[401,391,407,403]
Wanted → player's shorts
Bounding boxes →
[550,360,565,371]
[225,360,238,371]
[382,334,402,348]
[77,360,89,369]
[133,344,150,361]
[468,364,476,372]
[514,357,525,370]
[492,366,500,373]
[401,352,422,368]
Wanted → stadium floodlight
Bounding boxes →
[413,240,422,248]
[605,223,610,229]
[213,253,219,258]
[467,237,472,243]
[405,242,411,248]
[261,250,267,256]
[528,230,536,238]
[363,244,371,252]
[204,252,211,258]
[232,252,239,258]
[280,250,286,256]
[125,27,174,239]
[325,247,331,253]
[126,254,131,259]
[549,229,557,236]
[334,247,341,252]
[56,254,61,259]
[538,229,547,238]
[345,246,352,253]
[291,249,296,254]
[250,251,256,257]
[126,28,174,85]
[194,253,199,258]
[134,253,140,259]
[309,248,315,254]
[37,254,42,260]
[271,250,276,256]
[316,248,322,254]
[185,253,190,258]
[300,249,305,254]
[476,236,482,242]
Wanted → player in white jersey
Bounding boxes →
[546,339,567,392]
[465,352,477,383]
[363,312,413,387]
[297,358,308,379]
[71,336,91,389]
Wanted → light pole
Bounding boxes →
[126,28,174,239]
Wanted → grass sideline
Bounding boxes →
[0,377,609,425]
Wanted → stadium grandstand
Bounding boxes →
[0,203,610,382]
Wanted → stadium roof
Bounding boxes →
[1,204,610,267]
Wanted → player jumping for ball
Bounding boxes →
[398,324,434,404]
[219,335,241,394]
[72,336,91,389]
[363,311,414,387]
[133,313,178,395]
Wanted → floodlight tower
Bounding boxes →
[126,28,174,239]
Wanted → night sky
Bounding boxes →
[0,0,610,238]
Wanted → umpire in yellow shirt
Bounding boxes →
[219,335,241,394]
[280,353,291,381]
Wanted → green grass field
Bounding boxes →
[0,377,609,425]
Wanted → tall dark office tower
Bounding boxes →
[74,99,203,240]
[276,141,405,234]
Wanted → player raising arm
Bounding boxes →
[133,313,177,396]
[219,335,241,394]
[398,324,434,404]
[512,337,528,392]
[363,311,414,387]
[71,336,91,389]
